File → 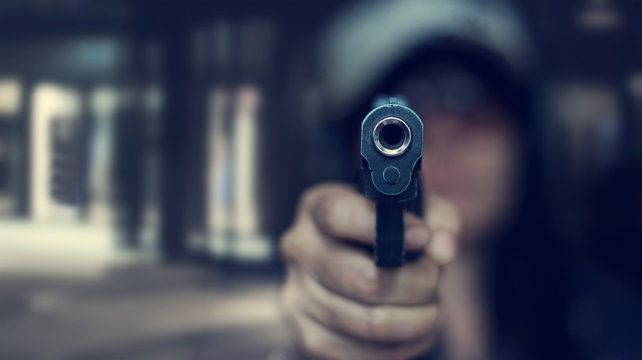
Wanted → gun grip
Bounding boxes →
[375,202,406,267]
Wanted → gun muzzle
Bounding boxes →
[373,117,412,157]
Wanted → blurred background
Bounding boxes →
[0,0,640,359]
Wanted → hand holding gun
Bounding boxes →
[280,97,459,360]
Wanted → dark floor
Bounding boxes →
[0,262,290,360]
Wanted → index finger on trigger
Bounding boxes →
[424,194,461,265]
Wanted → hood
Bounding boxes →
[318,0,537,119]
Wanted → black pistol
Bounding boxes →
[360,97,423,268]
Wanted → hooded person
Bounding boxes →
[279,1,580,359]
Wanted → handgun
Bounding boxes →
[360,96,423,267]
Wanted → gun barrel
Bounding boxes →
[360,98,424,267]
[373,117,412,157]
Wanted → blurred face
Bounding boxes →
[396,66,520,243]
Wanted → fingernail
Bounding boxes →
[406,227,430,248]
[430,230,456,263]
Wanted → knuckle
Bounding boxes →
[279,226,322,267]
[281,276,300,314]
[316,195,344,232]
[353,273,383,303]
[300,186,319,209]
[300,183,340,210]
[366,306,393,341]
[279,228,299,262]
